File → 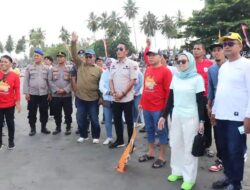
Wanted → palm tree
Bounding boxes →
[106,11,123,39]
[29,28,46,48]
[98,12,110,57]
[59,26,70,44]
[123,0,139,50]
[87,12,100,40]
[159,14,177,47]
[140,12,158,46]
[59,26,71,57]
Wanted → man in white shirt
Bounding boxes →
[212,32,250,190]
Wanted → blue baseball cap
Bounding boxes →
[34,48,44,56]
[84,49,95,55]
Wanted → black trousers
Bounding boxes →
[51,97,72,127]
[112,100,134,144]
[0,106,15,145]
[203,96,212,148]
[27,95,48,128]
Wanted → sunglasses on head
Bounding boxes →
[85,55,93,59]
[223,41,236,47]
[176,60,187,65]
[116,47,124,52]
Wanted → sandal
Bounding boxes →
[152,159,166,168]
[138,154,155,162]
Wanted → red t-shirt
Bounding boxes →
[140,65,172,111]
[196,59,213,97]
[143,46,150,67]
[0,71,20,108]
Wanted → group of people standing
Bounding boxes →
[0,31,249,190]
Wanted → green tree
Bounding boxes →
[44,43,69,61]
[140,11,159,37]
[0,42,3,53]
[183,0,250,47]
[159,15,177,40]
[29,28,46,57]
[15,36,26,54]
[29,28,46,48]
[59,26,70,44]
[5,35,14,54]
[87,12,100,40]
[123,0,139,50]
[106,11,123,39]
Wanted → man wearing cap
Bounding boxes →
[71,32,102,144]
[212,32,250,190]
[48,52,72,135]
[207,42,226,173]
[23,48,51,136]
[109,43,138,148]
[138,48,172,168]
[193,42,214,157]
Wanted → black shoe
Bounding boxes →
[139,127,146,133]
[212,178,230,189]
[29,129,36,136]
[109,141,125,149]
[52,130,61,135]
[8,142,15,150]
[41,128,51,134]
[65,129,71,135]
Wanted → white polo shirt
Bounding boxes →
[212,57,250,121]
[110,58,137,103]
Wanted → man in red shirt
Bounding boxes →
[138,48,172,168]
[193,43,213,156]
[0,55,21,150]
[143,38,151,67]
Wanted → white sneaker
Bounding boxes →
[93,139,100,144]
[244,152,248,163]
[0,144,3,150]
[77,137,89,143]
[103,138,113,145]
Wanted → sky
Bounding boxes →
[0,0,205,53]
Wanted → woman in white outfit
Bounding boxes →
[158,52,205,190]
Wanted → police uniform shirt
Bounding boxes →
[23,63,50,96]
[48,65,72,97]
[110,58,137,103]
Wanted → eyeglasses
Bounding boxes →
[223,41,236,47]
[176,60,187,65]
[116,47,124,52]
[85,55,93,59]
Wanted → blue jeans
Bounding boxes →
[103,106,113,138]
[133,95,143,123]
[76,98,100,139]
[216,120,247,188]
[143,110,168,144]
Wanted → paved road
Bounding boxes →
[0,79,249,190]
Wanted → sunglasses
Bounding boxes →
[176,60,187,65]
[223,41,236,47]
[85,55,93,59]
[116,47,124,52]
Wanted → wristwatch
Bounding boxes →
[200,120,205,124]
